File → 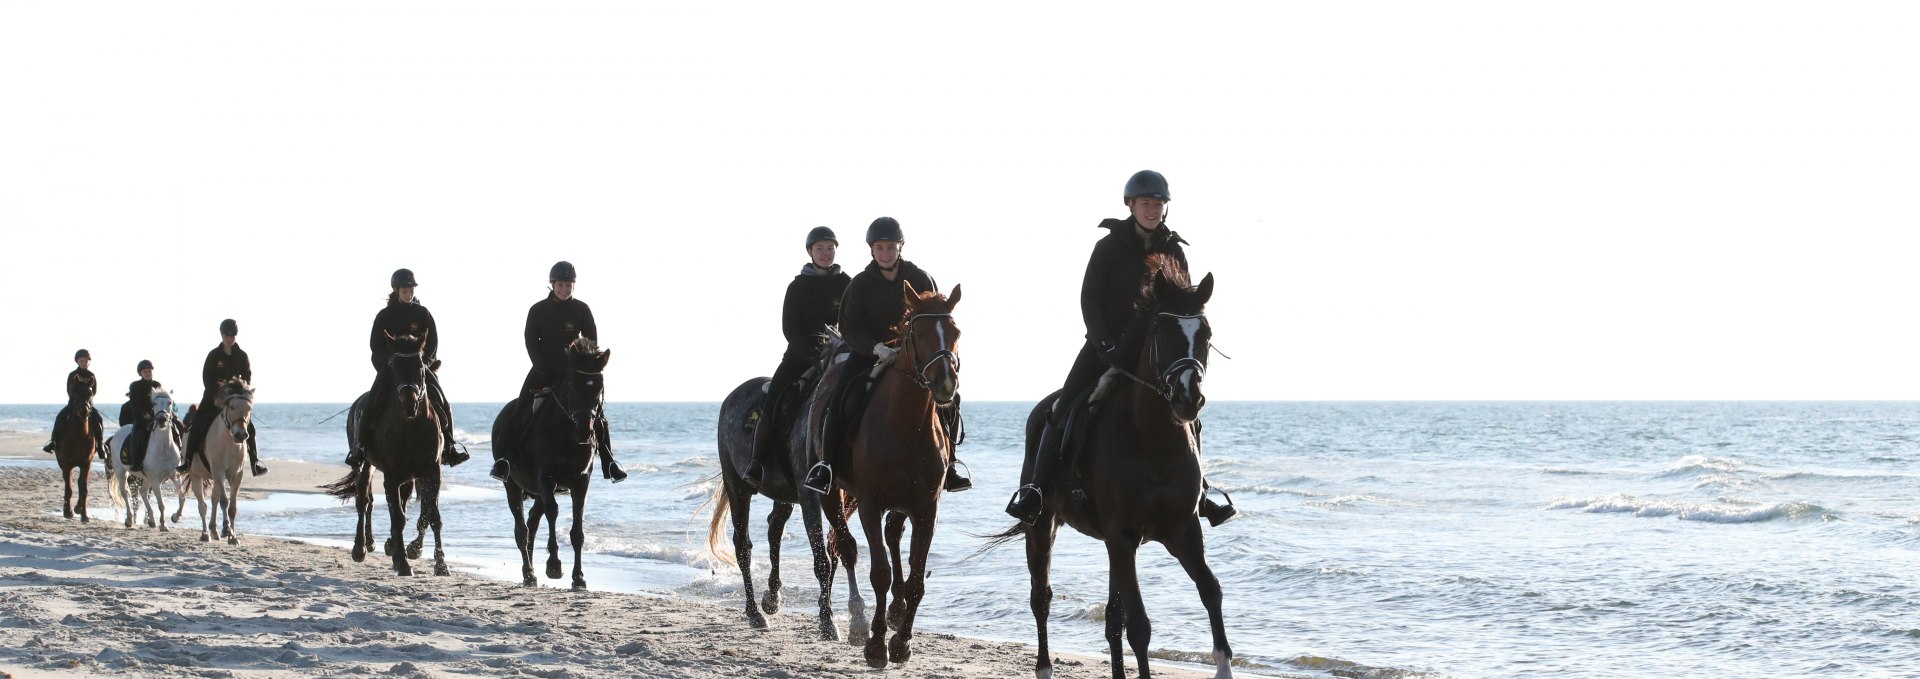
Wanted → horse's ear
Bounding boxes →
[1194,273,1214,306]
[902,280,919,304]
[418,328,430,350]
[1151,270,1176,299]
[947,283,961,308]
[599,349,611,367]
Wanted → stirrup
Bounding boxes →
[251,463,269,477]
[603,458,628,484]
[943,460,972,492]
[802,462,834,494]
[1199,484,1238,527]
[489,459,511,482]
[442,442,470,466]
[1005,484,1044,525]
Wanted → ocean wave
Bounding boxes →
[1306,494,1402,510]
[1279,654,1452,678]
[1654,455,1749,479]
[1546,494,1832,523]
[1765,470,1912,484]
[586,537,710,567]
[1540,467,1604,475]
[1143,648,1278,672]
[1227,483,1325,498]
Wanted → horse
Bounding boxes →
[107,388,181,530]
[990,258,1232,679]
[815,282,963,669]
[490,337,609,590]
[185,378,255,544]
[324,332,448,576]
[704,339,854,638]
[52,400,105,522]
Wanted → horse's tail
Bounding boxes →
[702,475,737,568]
[322,465,362,501]
[106,459,127,510]
[968,522,1029,562]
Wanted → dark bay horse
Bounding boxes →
[992,259,1233,679]
[325,332,447,576]
[817,283,963,669]
[491,337,609,590]
[706,360,853,638]
[53,400,104,522]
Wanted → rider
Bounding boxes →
[1004,170,1236,527]
[741,226,852,492]
[489,261,626,483]
[347,268,469,468]
[801,217,971,494]
[44,349,107,462]
[117,359,165,471]
[176,319,268,476]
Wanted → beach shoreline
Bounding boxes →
[0,433,1241,678]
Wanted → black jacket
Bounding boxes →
[1080,217,1189,351]
[65,368,97,407]
[525,294,598,388]
[201,344,252,403]
[840,259,937,357]
[370,299,440,371]
[121,379,162,426]
[783,264,852,352]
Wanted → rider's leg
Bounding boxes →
[804,353,868,494]
[350,374,389,466]
[177,403,214,473]
[746,356,806,490]
[596,413,625,483]
[939,397,971,492]
[1192,419,1237,526]
[1007,344,1105,524]
[246,422,267,476]
[45,405,72,453]
[427,371,466,466]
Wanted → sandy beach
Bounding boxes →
[0,432,1232,679]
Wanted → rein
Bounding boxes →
[894,311,960,394]
[1115,312,1208,404]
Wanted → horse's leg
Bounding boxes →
[889,506,938,665]
[210,472,227,541]
[223,471,242,544]
[384,473,413,575]
[1028,518,1060,679]
[403,479,425,561]
[799,490,838,640]
[76,459,91,523]
[60,466,75,520]
[196,476,212,542]
[1165,518,1233,679]
[727,479,766,628]
[1104,535,1147,679]
[822,491,865,647]
[857,503,892,668]
[883,511,908,629]
[567,475,588,590]
[763,501,793,615]
[146,476,162,530]
[541,480,563,581]
[425,470,448,576]
[504,482,535,586]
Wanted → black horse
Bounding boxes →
[991,257,1233,679]
[705,339,856,638]
[491,337,610,591]
[325,331,448,577]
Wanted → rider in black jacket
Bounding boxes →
[1005,170,1236,526]
[490,261,626,483]
[741,226,852,491]
[348,269,468,467]
[117,359,164,471]
[44,349,106,461]
[801,217,971,494]
[177,319,266,476]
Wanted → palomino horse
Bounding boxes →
[817,283,963,669]
[705,341,853,638]
[491,337,609,590]
[993,258,1232,679]
[52,400,105,522]
[185,378,255,544]
[325,332,448,576]
[107,388,181,530]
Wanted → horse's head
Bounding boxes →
[896,282,962,405]
[560,336,610,445]
[218,378,256,443]
[1130,256,1214,423]
[383,330,431,421]
[150,388,174,432]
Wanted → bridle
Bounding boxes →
[1112,311,1208,403]
[545,366,606,448]
[388,351,428,412]
[895,311,960,397]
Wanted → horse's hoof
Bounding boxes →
[200,533,211,543]
[848,626,868,648]
[546,563,563,580]
[407,544,423,560]
[226,536,238,546]
[761,591,783,615]
[396,564,414,577]
[889,635,911,664]
[864,639,889,668]
[522,576,537,587]
[351,549,366,563]
[571,581,588,591]
[434,562,450,577]
[819,622,838,642]
[158,524,168,533]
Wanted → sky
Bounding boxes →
[3,2,1918,404]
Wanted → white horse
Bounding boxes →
[184,379,254,544]
[107,388,181,530]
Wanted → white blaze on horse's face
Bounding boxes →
[1175,316,1204,392]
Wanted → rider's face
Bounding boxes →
[1129,196,1167,230]
[871,241,902,269]
[552,281,575,300]
[396,286,416,304]
[139,368,153,380]
[809,240,837,269]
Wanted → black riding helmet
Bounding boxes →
[1124,170,1171,202]
[866,217,904,245]
[74,349,91,361]
[806,226,838,249]
[390,268,418,288]
[137,359,153,372]
[550,261,577,283]
[220,319,238,336]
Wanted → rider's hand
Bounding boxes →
[429,359,443,372]
[873,343,898,365]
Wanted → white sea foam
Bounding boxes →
[1547,494,1831,523]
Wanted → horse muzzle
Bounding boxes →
[1166,366,1206,423]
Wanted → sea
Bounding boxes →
[5,401,1920,679]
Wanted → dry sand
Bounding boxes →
[0,433,1233,678]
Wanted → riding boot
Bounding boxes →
[943,457,972,492]
[175,448,197,474]
[348,412,374,467]
[741,392,777,492]
[247,434,268,477]
[1197,481,1238,527]
[596,422,626,483]
[1005,402,1068,525]
[440,410,469,466]
[490,459,511,482]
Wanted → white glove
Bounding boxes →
[873,343,898,365]
[1090,367,1124,404]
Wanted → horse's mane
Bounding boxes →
[568,336,599,355]
[390,334,423,349]
[1115,254,1203,363]
[889,288,954,340]
[218,378,252,398]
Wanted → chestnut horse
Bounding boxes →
[817,282,963,669]
[325,332,448,576]
[491,337,609,590]
[991,258,1232,679]
[52,400,105,522]
[705,337,852,638]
